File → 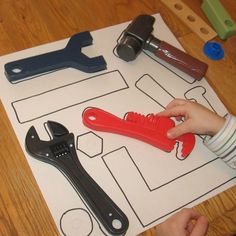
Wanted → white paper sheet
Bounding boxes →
[0,14,235,236]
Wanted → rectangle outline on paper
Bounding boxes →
[12,70,129,123]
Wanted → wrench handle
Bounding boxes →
[4,49,67,82]
[154,41,208,80]
[58,144,129,235]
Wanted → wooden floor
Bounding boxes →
[0,1,235,235]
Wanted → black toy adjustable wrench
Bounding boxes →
[5,31,107,83]
[25,121,129,235]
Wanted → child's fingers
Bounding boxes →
[191,216,209,236]
[165,98,189,109]
[167,120,193,138]
[158,106,187,118]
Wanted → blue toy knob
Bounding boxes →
[203,41,224,60]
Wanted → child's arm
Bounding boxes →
[204,113,236,169]
[158,99,236,169]
[155,208,208,236]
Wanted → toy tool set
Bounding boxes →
[2,11,234,236]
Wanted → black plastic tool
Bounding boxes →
[5,31,107,83]
[25,121,129,235]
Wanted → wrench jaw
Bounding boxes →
[25,125,52,162]
[175,133,196,159]
[65,31,107,73]
[47,120,69,138]
[66,31,91,50]
[25,121,72,163]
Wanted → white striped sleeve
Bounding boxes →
[204,114,236,169]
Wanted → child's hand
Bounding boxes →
[158,99,225,139]
[155,208,209,236]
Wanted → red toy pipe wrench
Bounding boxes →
[82,107,195,158]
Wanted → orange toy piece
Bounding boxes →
[82,107,195,158]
